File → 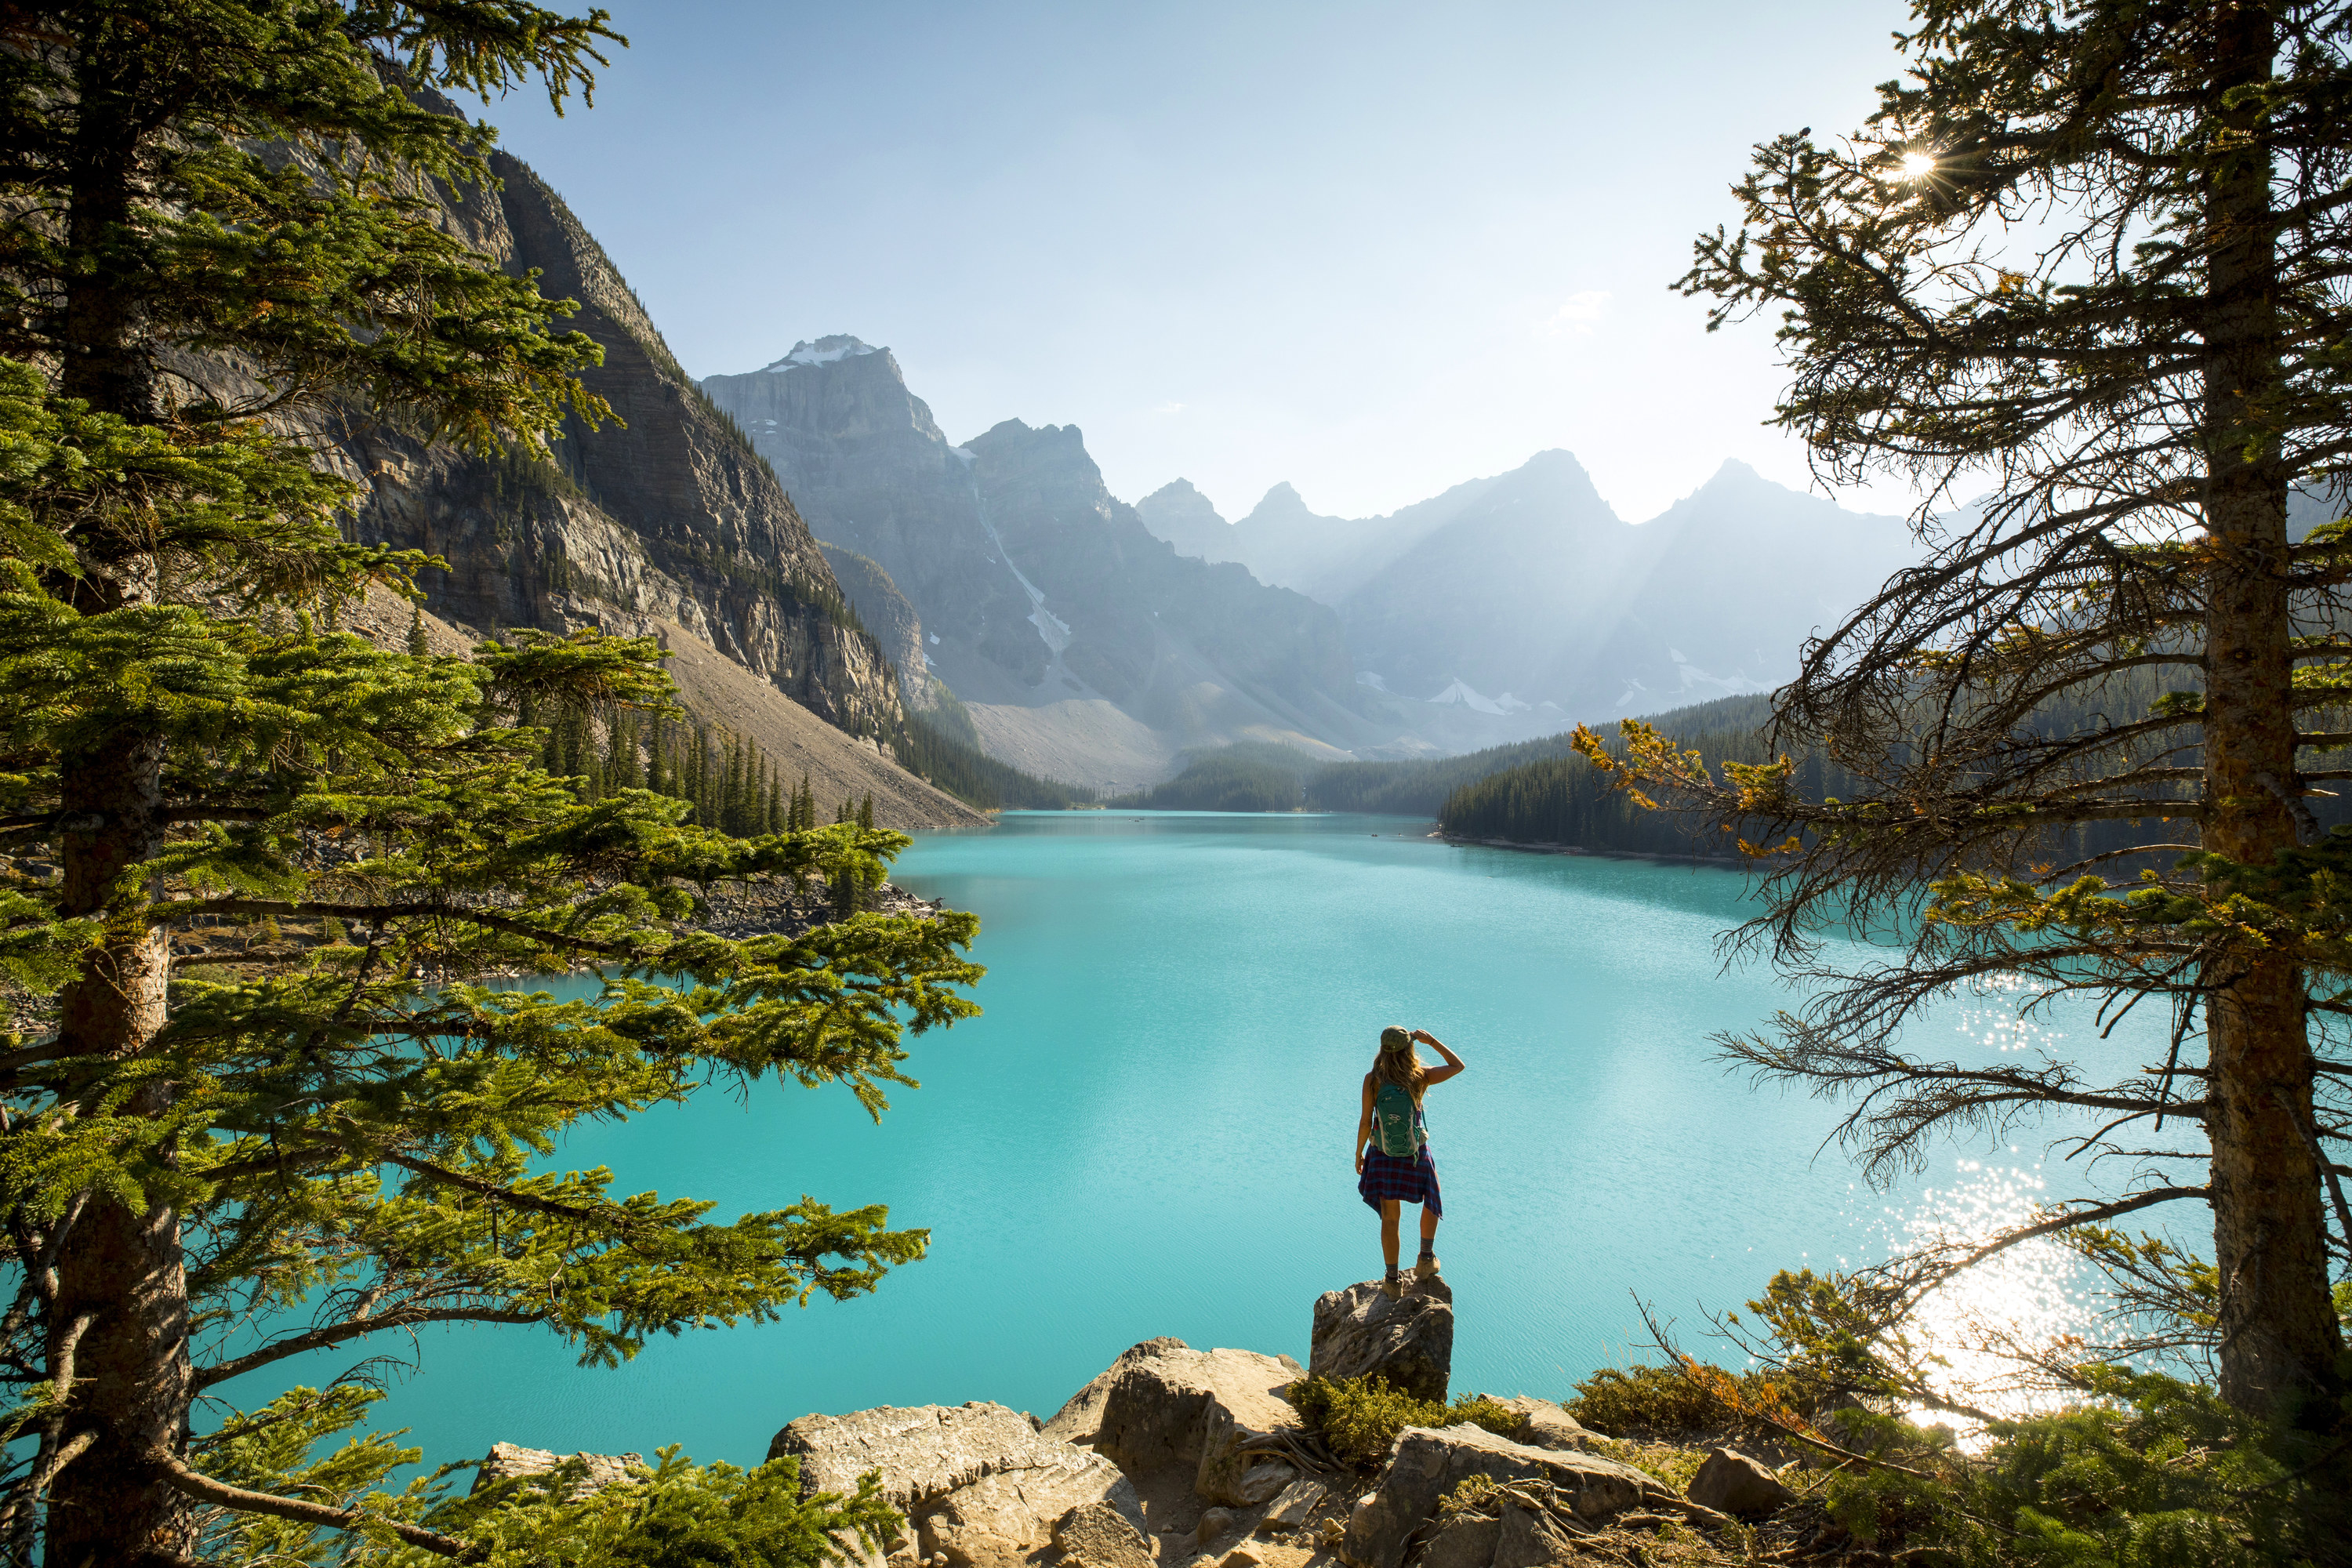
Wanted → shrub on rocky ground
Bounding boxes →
[1566,1363,1815,1440]
[1285,1377,1522,1468]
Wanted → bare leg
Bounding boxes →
[1379,1200,1401,1269]
[1419,1209,1439,1244]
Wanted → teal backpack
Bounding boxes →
[1372,1080,1423,1158]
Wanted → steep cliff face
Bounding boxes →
[699,340,1046,684]
[332,149,903,742]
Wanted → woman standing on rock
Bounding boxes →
[1354,1025,1463,1298]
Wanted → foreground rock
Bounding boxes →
[470,1441,644,1497]
[1491,1398,1592,1454]
[1308,1279,1454,1403]
[1687,1447,1795,1519]
[1050,1501,1153,1568]
[1053,1339,1308,1509]
[769,1402,1140,1568]
[1339,1423,1679,1568]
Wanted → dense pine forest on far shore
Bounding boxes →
[1097,675,2352,868]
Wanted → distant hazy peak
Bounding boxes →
[760,336,880,372]
[1139,477,1227,522]
[1243,480,1341,529]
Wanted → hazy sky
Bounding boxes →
[488,2,1918,524]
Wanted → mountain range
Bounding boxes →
[703,342,1399,789]
[318,92,1922,811]
[701,338,1922,789]
[1141,452,1920,720]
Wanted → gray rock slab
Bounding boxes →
[470,1441,643,1498]
[770,1402,1065,1512]
[1417,1513,1499,1568]
[1339,1425,1660,1568]
[915,1453,1142,1568]
[1051,1500,1154,1568]
[1260,1479,1326,1532]
[1309,1279,1454,1403]
[1489,1505,1577,1568]
[1686,1447,1795,1520]
[1492,1398,1592,1454]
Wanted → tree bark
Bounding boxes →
[34,20,201,1559]
[2199,0,2343,1419]
[44,728,191,1564]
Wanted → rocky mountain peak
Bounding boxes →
[1244,481,1323,528]
[761,336,881,372]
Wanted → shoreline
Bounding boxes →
[1432,830,1740,869]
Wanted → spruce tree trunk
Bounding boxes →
[44,63,192,1551]
[45,731,193,1565]
[2200,2,2343,1419]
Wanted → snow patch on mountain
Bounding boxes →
[764,336,880,372]
[1427,678,1511,715]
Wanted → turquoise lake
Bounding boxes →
[252,811,2163,1467]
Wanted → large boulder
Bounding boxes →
[1488,1504,1577,1568]
[1338,1424,1666,1568]
[1687,1448,1795,1519]
[768,1402,1140,1568]
[1043,1338,1189,1446]
[1417,1513,1499,1568]
[768,1403,1059,1510]
[470,1442,644,1497]
[917,1454,1142,1568]
[1051,1501,1154,1568]
[1491,1398,1592,1454]
[1069,1339,1308,1508]
[1308,1279,1454,1403]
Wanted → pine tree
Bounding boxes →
[1597,0,2352,1418]
[406,603,430,656]
[647,717,670,797]
[858,793,874,829]
[0,9,983,1562]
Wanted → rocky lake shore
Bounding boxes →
[476,1277,1863,1568]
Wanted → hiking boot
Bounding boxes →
[1414,1255,1442,1282]
[1380,1274,1403,1300]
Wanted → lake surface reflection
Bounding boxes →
[252,812,2165,1467]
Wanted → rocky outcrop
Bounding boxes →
[1686,1448,1795,1519]
[769,1403,1076,1513]
[1308,1279,1454,1403]
[1076,1340,1308,1509]
[1051,1501,1154,1568]
[1490,1398,1592,1454]
[1338,1425,1670,1568]
[739,1287,1726,1568]
[470,1441,643,1497]
[768,1402,1142,1568]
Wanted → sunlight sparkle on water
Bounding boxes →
[1891,1160,2098,1445]
[1887,995,2107,1444]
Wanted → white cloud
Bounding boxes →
[1152,401,1185,415]
[1543,290,1611,336]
